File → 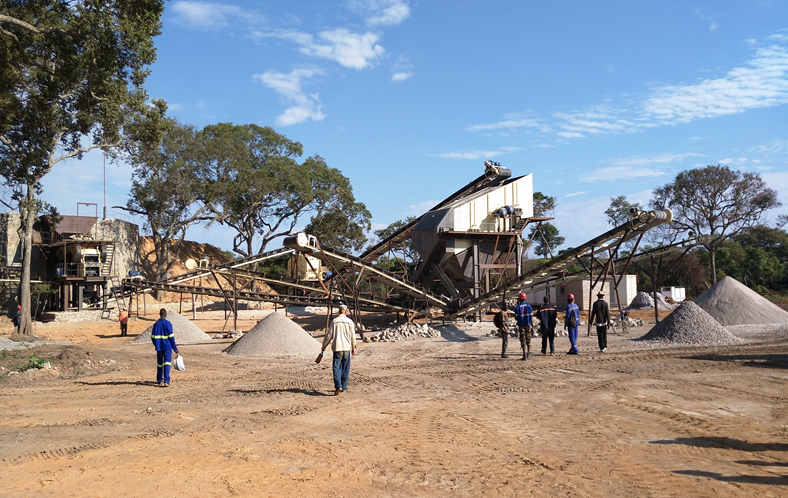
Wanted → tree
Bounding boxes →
[527,192,563,257]
[0,1,164,335]
[304,207,370,254]
[197,123,369,256]
[120,105,210,281]
[714,225,788,291]
[371,217,419,265]
[651,165,780,282]
[604,195,642,226]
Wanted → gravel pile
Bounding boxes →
[224,311,321,357]
[638,301,741,345]
[369,322,442,342]
[132,312,212,345]
[629,291,675,310]
[694,276,788,326]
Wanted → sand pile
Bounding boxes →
[132,312,212,345]
[369,322,442,342]
[694,276,788,326]
[638,301,741,345]
[224,311,321,357]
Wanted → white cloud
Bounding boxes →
[253,68,326,126]
[171,1,263,28]
[392,71,413,82]
[471,34,788,141]
[609,152,704,168]
[695,8,719,32]
[563,191,586,198]
[430,146,522,160]
[466,117,550,133]
[581,166,666,183]
[349,0,411,26]
[407,200,438,215]
[261,29,385,70]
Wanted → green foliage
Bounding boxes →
[651,164,780,281]
[370,217,419,263]
[530,222,565,257]
[532,192,555,217]
[196,123,370,256]
[713,225,788,291]
[605,195,642,226]
[24,354,46,371]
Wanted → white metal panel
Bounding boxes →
[447,174,534,231]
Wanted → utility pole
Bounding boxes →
[103,150,107,219]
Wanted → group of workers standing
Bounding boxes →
[497,290,611,358]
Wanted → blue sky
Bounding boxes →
[43,1,788,253]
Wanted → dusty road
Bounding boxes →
[0,315,786,497]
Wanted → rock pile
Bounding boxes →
[694,276,788,326]
[369,322,442,342]
[638,301,741,345]
[132,312,212,345]
[629,292,674,310]
[224,311,321,357]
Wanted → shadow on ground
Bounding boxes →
[682,353,788,369]
[651,436,788,452]
[75,380,159,387]
[230,388,329,397]
[437,325,480,342]
[673,469,788,485]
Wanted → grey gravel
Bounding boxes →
[638,301,741,345]
[132,312,212,345]
[224,311,321,357]
[695,276,788,326]
[369,322,442,342]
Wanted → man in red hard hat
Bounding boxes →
[13,305,21,327]
[564,293,580,354]
[514,291,534,360]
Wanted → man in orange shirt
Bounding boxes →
[119,309,129,336]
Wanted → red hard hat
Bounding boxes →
[518,291,527,300]
[17,305,21,310]
[567,293,574,300]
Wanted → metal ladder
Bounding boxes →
[101,275,126,320]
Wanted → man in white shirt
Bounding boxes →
[321,304,357,395]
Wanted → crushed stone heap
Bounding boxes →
[369,322,442,342]
[132,312,212,345]
[629,291,674,310]
[638,301,741,345]
[224,311,321,357]
[694,276,788,326]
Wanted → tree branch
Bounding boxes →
[0,14,41,34]
[51,141,119,166]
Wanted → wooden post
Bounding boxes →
[587,247,594,337]
[179,292,183,314]
[191,293,196,320]
[472,240,481,322]
[232,271,238,332]
[650,256,660,324]
[608,249,625,335]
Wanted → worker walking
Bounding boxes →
[151,308,178,387]
[564,293,580,355]
[514,292,534,360]
[321,304,357,395]
[13,305,21,327]
[590,291,611,352]
[539,296,558,355]
[494,301,512,358]
[119,309,129,337]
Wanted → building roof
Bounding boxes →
[56,216,97,235]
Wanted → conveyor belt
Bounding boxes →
[446,209,674,318]
[161,247,295,285]
[123,279,404,312]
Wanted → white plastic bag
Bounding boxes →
[174,354,185,372]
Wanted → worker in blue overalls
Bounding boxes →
[564,293,580,355]
[151,308,178,387]
[514,291,534,360]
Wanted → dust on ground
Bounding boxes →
[0,309,786,497]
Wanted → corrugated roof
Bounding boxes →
[56,216,97,235]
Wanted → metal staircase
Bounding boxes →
[101,242,115,277]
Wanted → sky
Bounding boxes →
[42,0,788,254]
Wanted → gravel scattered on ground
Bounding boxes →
[132,312,212,345]
[694,276,788,326]
[224,311,321,357]
[369,322,442,342]
[638,301,741,345]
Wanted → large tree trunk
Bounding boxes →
[17,186,35,336]
[710,249,718,283]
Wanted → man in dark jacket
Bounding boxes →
[589,291,611,352]
[151,308,178,387]
[538,296,558,355]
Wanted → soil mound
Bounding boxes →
[694,276,788,326]
[224,311,321,357]
[132,312,212,345]
[638,301,741,345]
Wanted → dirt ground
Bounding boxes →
[0,309,786,497]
